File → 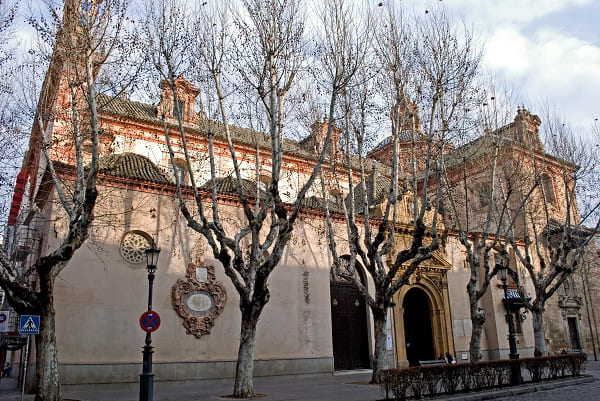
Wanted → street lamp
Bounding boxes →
[496,255,521,385]
[140,245,160,401]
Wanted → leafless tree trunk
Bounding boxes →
[438,73,536,362]
[141,0,355,396]
[507,108,599,356]
[0,0,25,225]
[320,3,481,381]
[0,1,130,399]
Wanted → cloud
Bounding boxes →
[446,0,595,27]
[483,25,600,125]
[485,27,529,75]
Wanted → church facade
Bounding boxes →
[2,69,595,385]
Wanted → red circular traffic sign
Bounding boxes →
[139,310,161,333]
[0,312,7,323]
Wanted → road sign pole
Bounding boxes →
[21,335,30,401]
[140,265,156,401]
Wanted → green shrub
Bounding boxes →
[379,353,587,399]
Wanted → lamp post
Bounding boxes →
[496,256,521,385]
[140,245,160,401]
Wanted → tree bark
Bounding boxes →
[370,307,388,384]
[468,303,485,362]
[34,271,60,401]
[532,307,547,356]
[233,301,264,398]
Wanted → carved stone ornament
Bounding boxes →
[172,262,227,338]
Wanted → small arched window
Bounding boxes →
[259,172,271,192]
[540,174,556,204]
[171,158,188,186]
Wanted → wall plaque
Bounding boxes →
[172,262,226,338]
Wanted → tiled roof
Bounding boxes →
[199,176,267,199]
[300,195,344,214]
[350,169,393,212]
[98,153,172,185]
[371,136,392,152]
[94,94,407,210]
[370,131,428,153]
[96,94,316,160]
[97,94,157,122]
[95,94,390,177]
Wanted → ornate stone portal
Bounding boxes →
[172,262,227,338]
[391,252,455,367]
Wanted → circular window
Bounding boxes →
[120,231,152,264]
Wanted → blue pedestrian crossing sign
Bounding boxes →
[19,315,40,335]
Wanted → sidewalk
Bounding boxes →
[0,362,598,401]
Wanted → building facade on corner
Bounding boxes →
[2,47,597,386]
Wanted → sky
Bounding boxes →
[410,0,600,135]
[11,0,600,135]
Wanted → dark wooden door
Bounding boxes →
[330,282,370,370]
[568,317,581,350]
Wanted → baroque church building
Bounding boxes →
[2,49,596,384]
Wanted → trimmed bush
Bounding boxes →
[380,353,587,400]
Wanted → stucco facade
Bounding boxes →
[2,67,595,385]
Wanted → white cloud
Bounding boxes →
[444,0,595,27]
[482,25,600,125]
[485,27,529,75]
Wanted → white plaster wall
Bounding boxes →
[49,186,336,366]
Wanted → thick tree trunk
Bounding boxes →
[532,308,547,356]
[370,307,388,384]
[468,303,486,362]
[233,302,263,398]
[35,272,60,401]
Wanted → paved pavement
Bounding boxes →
[0,361,598,400]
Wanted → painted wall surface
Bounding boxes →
[49,187,335,363]
[12,81,589,384]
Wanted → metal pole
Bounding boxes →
[140,270,155,401]
[502,280,521,385]
[21,336,29,401]
[147,270,154,311]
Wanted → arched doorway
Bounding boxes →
[403,287,434,366]
[330,259,370,370]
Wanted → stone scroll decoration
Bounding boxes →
[172,262,227,338]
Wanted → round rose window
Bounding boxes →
[120,232,152,264]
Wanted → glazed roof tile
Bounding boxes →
[199,176,267,199]
[96,94,313,160]
[97,94,157,122]
[98,152,173,185]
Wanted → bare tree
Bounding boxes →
[506,108,600,356]
[438,83,536,362]
[0,1,131,399]
[0,0,25,228]
[140,0,364,396]
[322,3,481,380]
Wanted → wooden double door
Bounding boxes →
[330,281,370,370]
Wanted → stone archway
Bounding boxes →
[392,266,455,367]
[403,287,434,366]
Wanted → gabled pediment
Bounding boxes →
[415,250,452,270]
[387,249,452,272]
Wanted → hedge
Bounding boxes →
[379,353,586,400]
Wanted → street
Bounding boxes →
[1,361,599,400]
